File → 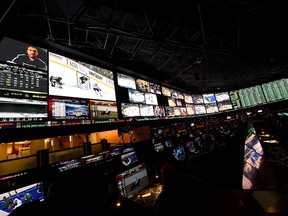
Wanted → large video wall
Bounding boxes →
[0,36,288,131]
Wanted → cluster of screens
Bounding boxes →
[1,36,288,129]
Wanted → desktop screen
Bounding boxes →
[115,163,149,198]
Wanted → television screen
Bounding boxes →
[115,163,149,198]
[164,139,173,148]
[154,142,164,152]
[153,106,166,117]
[117,73,136,89]
[184,93,193,103]
[168,98,176,107]
[215,92,230,102]
[49,52,116,101]
[135,79,150,93]
[145,93,158,105]
[89,100,118,119]
[173,107,181,116]
[205,103,219,114]
[121,151,139,166]
[186,104,196,115]
[171,90,184,99]
[0,181,44,215]
[161,86,171,97]
[0,90,48,122]
[165,107,175,117]
[203,93,216,104]
[172,145,186,161]
[192,94,204,104]
[128,89,145,104]
[194,105,206,115]
[0,37,48,71]
[121,103,140,117]
[149,83,161,94]
[139,104,154,117]
[176,99,183,107]
[217,100,233,111]
[185,141,196,153]
[49,97,89,120]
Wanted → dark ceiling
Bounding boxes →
[1,0,288,93]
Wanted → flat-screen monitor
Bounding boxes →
[135,79,150,93]
[117,73,136,89]
[121,151,139,166]
[215,92,230,102]
[49,52,116,101]
[185,141,197,153]
[164,139,173,148]
[139,104,154,117]
[145,93,158,105]
[203,93,216,104]
[0,169,44,215]
[194,105,206,115]
[49,96,89,120]
[186,104,196,115]
[149,83,161,94]
[205,103,219,114]
[153,106,166,117]
[217,100,233,111]
[154,142,164,152]
[89,100,118,119]
[161,86,171,97]
[121,103,140,117]
[168,98,176,107]
[172,145,186,161]
[0,37,48,71]
[184,93,193,103]
[128,89,145,104]
[115,163,149,198]
[192,94,204,104]
[165,107,175,117]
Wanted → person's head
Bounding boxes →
[26,45,39,60]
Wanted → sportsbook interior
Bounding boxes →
[1,1,288,216]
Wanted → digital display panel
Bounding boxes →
[49,52,116,101]
[165,107,175,117]
[153,106,166,117]
[116,163,149,198]
[135,79,150,93]
[229,91,242,109]
[149,83,162,94]
[121,103,140,117]
[184,93,193,103]
[192,94,204,104]
[121,151,139,166]
[172,145,186,161]
[128,89,145,104]
[89,100,118,119]
[154,142,164,152]
[186,104,195,115]
[194,105,206,115]
[0,37,48,71]
[139,104,154,117]
[117,73,136,89]
[174,107,181,116]
[238,85,266,108]
[144,93,158,105]
[203,93,216,104]
[262,78,288,103]
[205,103,219,114]
[49,97,89,120]
[167,98,176,107]
[161,86,171,97]
[171,90,184,99]
[215,92,230,102]
[217,100,233,111]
